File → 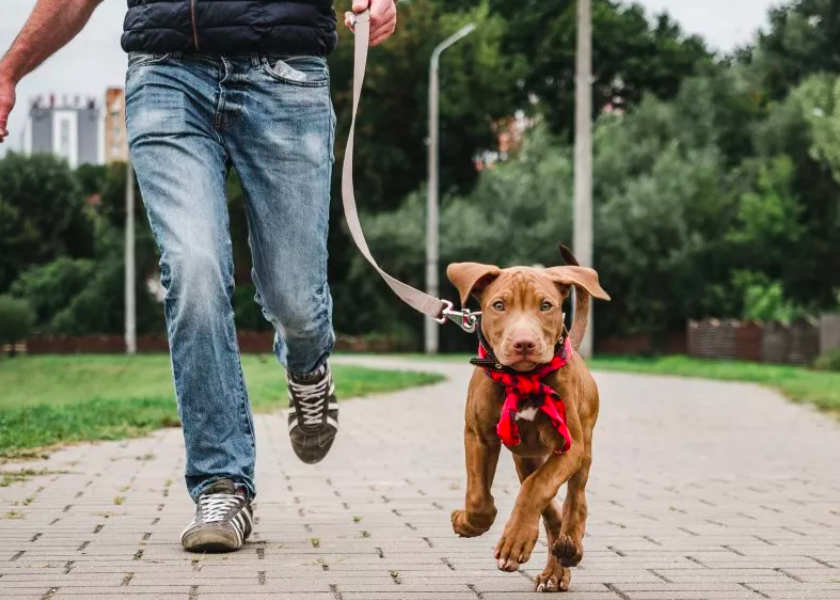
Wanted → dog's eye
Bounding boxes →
[540,301,553,312]
[492,300,505,312]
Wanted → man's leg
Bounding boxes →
[126,53,257,502]
[221,55,336,462]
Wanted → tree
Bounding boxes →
[74,164,109,196]
[481,0,712,137]
[9,257,96,325]
[750,74,840,308]
[329,1,525,208]
[97,161,160,281]
[0,153,95,293]
[747,0,840,101]
[0,295,36,356]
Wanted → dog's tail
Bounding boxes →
[559,243,591,353]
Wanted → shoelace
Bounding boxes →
[289,376,330,428]
[197,493,241,524]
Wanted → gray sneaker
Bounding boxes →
[287,363,339,464]
[181,479,253,553]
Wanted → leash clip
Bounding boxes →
[348,10,370,28]
[437,300,481,333]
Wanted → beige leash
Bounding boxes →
[342,11,478,332]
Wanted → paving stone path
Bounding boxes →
[2,357,840,600]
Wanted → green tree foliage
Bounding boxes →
[9,257,95,325]
[741,275,808,324]
[746,0,840,101]
[0,153,95,293]
[329,0,524,206]
[356,60,840,345]
[6,0,840,348]
[74,164,109,196]
[475,0,712,137]
[0,295,36,354]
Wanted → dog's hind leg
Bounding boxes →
[514,456,571,593]
[452,426,501,538]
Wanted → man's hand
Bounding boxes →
[345,0,397,47]
[0,0,104,144]
[0,74,16,144]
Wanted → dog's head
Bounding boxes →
[447,250,609,372]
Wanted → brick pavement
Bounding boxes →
[2,357,840,600]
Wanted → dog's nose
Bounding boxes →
[512,338,537,354]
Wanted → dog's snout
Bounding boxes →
[512,336,537,354]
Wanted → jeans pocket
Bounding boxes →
[262,56,329,88]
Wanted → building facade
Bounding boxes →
[104,88,128,164]
[22,95,102,168]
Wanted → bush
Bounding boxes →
[814,348,840,372]
[0,295,36,355]
[9,257,95,326]
[742,279,810,325]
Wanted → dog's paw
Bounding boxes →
[534,560,571,593]
[494,519,539,571]
[552,534,583,567]
[451,508,493,538]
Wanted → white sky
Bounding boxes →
[0,0,778,155]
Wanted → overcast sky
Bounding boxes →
[0,0,778,155]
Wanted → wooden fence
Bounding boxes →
[687,319,820,365]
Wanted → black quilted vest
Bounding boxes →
[121,0,337,55]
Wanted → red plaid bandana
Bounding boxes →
[478,338,572,454]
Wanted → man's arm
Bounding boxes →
[0,0,104,143]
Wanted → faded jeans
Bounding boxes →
[125,51,336,500]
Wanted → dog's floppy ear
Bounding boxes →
[544,266,611,301]
[447,263,502,306]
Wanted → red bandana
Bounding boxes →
[478,338,572,454]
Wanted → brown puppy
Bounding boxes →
[447,246,609,593]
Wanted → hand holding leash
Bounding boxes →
[345,0,397,46]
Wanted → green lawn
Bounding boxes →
[0,354,442,457]
[591,355,840,414]
[406,352,840,414]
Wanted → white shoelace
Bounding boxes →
[196,493,241,524]
[289,376,330,427]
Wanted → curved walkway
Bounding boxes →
[1,357,840,600]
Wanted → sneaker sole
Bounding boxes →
[291,430,337,465]
[182,524,242,553]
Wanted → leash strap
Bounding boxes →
[342,11,450,321]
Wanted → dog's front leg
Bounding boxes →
[494,446,583,571]
[514,456,570,592]
[452,425,501,538]
[554,445,591,568]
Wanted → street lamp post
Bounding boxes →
[573,0,594,358]
[425,22,476,355]
[125,160,137,355]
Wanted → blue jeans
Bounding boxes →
[125,51,336,501]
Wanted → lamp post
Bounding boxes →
[125,160,136,355]
[573,0,594,358]
[425,22,476,354]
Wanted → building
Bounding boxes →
[21,94,102,168]
[105,87,128,164]
[473,110,533,172]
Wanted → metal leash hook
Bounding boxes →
[347,10,369,28]
[436,300,481,333]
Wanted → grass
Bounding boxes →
[0,468,64,487]
[588,355,840,413]
[405,352,840,414]
[0,354,442,457]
